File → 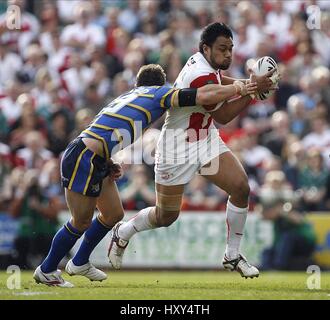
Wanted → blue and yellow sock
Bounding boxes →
[72,215,112,266]
[40,221,83,273]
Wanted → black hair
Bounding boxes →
[199,22,233,53]
[136,64,166,87]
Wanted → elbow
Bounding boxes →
[212,115,229,125]
[219,118,230,125]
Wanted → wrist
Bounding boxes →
[233,81,243,95]
[233,83,240,95]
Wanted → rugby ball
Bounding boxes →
[252,56,278,100]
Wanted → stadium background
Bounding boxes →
[0,0,329,271]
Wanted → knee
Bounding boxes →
[231,176,250,199]
[155,207,180,227]
[99,210,124,227]
[113,211,125,223]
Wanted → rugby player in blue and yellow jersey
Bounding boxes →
[33,64,257,287]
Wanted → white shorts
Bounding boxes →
[155,128,230,186]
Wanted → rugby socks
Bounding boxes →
[40,221,83,273]
[118,207,154,241]
[72,216,112,266]
[224,200,248,260]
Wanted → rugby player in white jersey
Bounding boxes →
[109,23,278,278]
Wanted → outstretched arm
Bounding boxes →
[221,69,276,93]
[172,82,257,109]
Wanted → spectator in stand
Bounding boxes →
[8,93,47,150]
[61,52,94,110]
[69,108,95,141]
[135,17,160,52]
[10,169,60,269]
[120,164,156,211]
[182,175,224,211]
[106,26,131,65]
[241,122,273,183]
[0,80,22,125]
[259,195,316,271]
[0,108,8,140]
[0,0,40,55]
[0,39,22,90]
[274,63,300,110]
[44,29,73,81]
[60,1,106,54]
[287,95,310,138]
[109,72,131,100]
[259,170,294,205]
[263,111,290,157]
[122,51,145,87]
[282,139,306,190]
[311,66,330,110]
[233,19,255,66]
[39,158,66,211]
[118,0,141,34]
[19,44,48,85]
[56,0,81,24]
[30,67,54,115]
[297,148,329,211]
[0,143,11,204]
[265,0,292,49]
[311,11,330,67]
[87,44,119,80]
[89,61,111,102]
[173,11,200,59]
[16,130,53,170]
[302,111,330,165]
[288,41,323,85]
[47,110,71,157]
[139,0,167,32]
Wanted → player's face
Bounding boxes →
[204,36,233,70]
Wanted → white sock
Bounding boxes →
[225,199,248,260]
[118,207,155,241]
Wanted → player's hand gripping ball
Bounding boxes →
[250,56,280,100]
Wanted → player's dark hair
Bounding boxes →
[199,22,233,53]
[136,64,166,87]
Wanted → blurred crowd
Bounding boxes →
[0,0,330,268]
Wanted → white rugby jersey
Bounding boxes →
[157,52,222,159]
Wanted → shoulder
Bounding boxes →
[180,53,219,88]
[154,86,176,98]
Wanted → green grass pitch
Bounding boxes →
[0,270,330,300]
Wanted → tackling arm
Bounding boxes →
[222,70,276,93]
[172,82,257,109]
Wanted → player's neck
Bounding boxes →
[201,53,219,71]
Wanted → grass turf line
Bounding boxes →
[0,271,330,300]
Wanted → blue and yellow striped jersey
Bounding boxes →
[79,86,178,159]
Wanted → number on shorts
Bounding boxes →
[186,112,212,142]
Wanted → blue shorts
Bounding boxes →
[61,138,109,197]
